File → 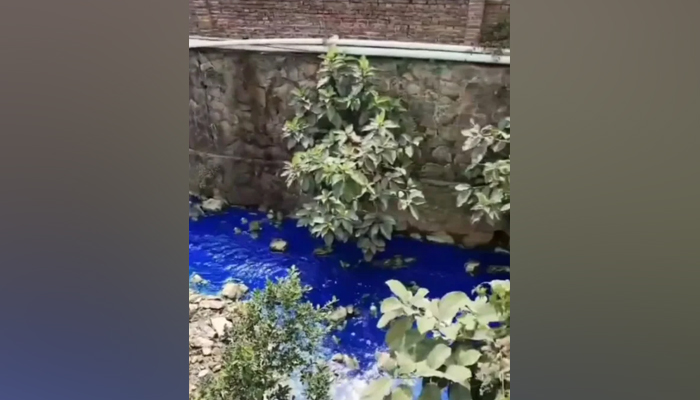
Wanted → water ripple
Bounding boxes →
[190,208,509,398]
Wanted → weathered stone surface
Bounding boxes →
[189,49,510,238]
[221,282,248,301]
[426,232,456,245]
[189,288,244,396]
[269,239,289,253]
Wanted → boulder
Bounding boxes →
[201,198,226,213]
[269,239,289,253]
[221,282,248,301]
[426,231,455,245]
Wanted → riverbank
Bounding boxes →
[188,287,245,396]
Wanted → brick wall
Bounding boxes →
[190,0,510,45]
[482,0,510,38]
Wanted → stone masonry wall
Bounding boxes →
[189,49,510,245]
[190,0,510,46]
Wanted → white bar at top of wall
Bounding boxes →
[189,36,511,65]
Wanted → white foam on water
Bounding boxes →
[287,361,421,400]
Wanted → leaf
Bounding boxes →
[317,76,331,88]
[454,348,481,366]
[380,297,404,313]
[449,383,473,400]
[413,288,430,300]
[349,171,369,187]
[457,314,477,331]
[408,205,420,221]
[444,365,472,384]
[465,261,480,276]
[386,280,412,302]
[395,352,417,375]
[361,377,393,400]
[416,316,437,334]
[426,343,452,369]
[386,317,414,350]
[378,352,398,372]
[426,299,440,318]
[415,360,446,378]
[439,323,461,341]
[377,309,402,329]
[439,292,471,323]
[470,143,488,167]
[418,383,442,400]
[405,146,414,158]
[391,385,413,400]
[456,191,471,208]
[493,140,507,153]
[379,222,392,240]
[326,106,343,128]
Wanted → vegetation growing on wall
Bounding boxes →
[195,268,335,400]
[281,49,426,261]
[482,15,511,51]
[363,116,512,400]
[455,117,511,228]
[364,279,511,400]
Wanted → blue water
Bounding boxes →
[189,207,510,398]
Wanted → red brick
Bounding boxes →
[189,0,509,45]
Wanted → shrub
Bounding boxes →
[195,267,335,400]
[364,280,511,400]
[281,49,425,261]
[456,118,510,228]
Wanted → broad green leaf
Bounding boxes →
[418,383,442,400]
[326,106,343,128]
[377,352,397,373]
[381,297,404,313]
[439,323,461,341]
[439,292,471,323]
[453,347,481,366]
[386,317,413,350]
[457,191,471,208]
[426,299,440,318]
[386,280,412,302]
[415,361,445,378]
[361,377,393,400]
[412,337,438,361]
[469,144,488,167]
[413,288,430,301]
[493,140,507,153]
[426,343,452,369]
[391,385,413,400]
[349,171,369,187]
[416,316,436,334]
[457,314,477,331]
[395,352,416,375]
[407,205,420,221]
[377,309,402,329]
[445,365,472,384]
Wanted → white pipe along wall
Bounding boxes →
[189,36,511,65]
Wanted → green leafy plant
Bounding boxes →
[456,117,510,227]
[364,279,511,400]
[195,267,335,400]
[281,49,426,261]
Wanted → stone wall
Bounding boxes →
[189,0,510,46]
[189,49,509,245]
